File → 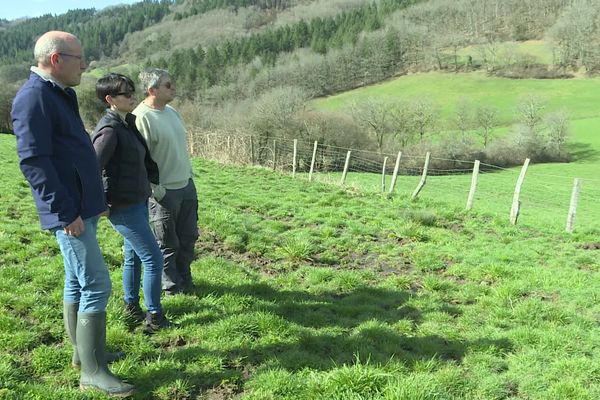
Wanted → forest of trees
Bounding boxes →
[0,1,172,65]
[150,0,416,93]
[141,0,600,108]
[173,0,293,20]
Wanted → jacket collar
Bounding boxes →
[105,109,138,130]
[30,66,67,89]
[106,109,127,124]
[28,71,79,111]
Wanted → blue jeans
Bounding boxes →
[109,201,163,313]
[53,216,112,312]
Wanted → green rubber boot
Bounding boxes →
[77,312,135,397]
[64,303,125,368]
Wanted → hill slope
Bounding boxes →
[312,71,600,123]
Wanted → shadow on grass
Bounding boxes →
[132,365,237,400]
[564,142,600,162]
[134,281,512,396]
[185,282,421,328]
[221,329,512,370]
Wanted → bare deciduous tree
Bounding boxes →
[547,0,600,72]
[351,97,392,153]
[407,97,439,142]
[249,86,308,161]
[388,101,415,148]
[453,98,473,141]
[515,94,545,135]
[545,110,570,155]
[474,104,498,148]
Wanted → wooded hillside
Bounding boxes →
[2,0,599,169]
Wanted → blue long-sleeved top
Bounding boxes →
[12,72,107,230]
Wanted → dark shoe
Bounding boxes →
[181,281,196,294]
[123,302,145,325]
[143,310,171,334]
[65,302,125,369]
[77,312,135,397]
[163,287,181,296]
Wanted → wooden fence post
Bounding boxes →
[188,130,195,156]
[341,150,351,185]
[250,136,255,165]
[510,158,530,225]
[389,151,402,194]
[272,139,277,171]
[565,178,582,233]
[466,160,480,210]
[381,157,388,192]
[411,152,431,200]
[227,135,231,160]
[292,139,298,177]
[309,141,318,182]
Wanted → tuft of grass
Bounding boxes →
[224,232,249,252]
[388,221,430,243]
[276,236,314,262]
[155,378,193,400]
[404,209,440,227]
[325,361,391,398]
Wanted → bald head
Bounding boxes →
[34,31,80,66]
[33,31,87,87]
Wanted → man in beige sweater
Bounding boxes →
[133,69,198,297]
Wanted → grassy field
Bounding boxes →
[312,163,600,233]
[2,131,600,399]
[310,68,600,232]
[312,71,600,124]
[300,112,600,232]
[455,40,555,67]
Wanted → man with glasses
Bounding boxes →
[133,69,199,297]
[11,31,134,397]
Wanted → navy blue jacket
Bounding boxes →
[12,72,107,230]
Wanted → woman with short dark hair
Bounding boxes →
[92,73,169,334]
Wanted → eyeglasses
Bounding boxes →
[161,81,173,89]
[115,92,135,98]
[57,53,85,62]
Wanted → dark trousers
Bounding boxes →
[149,179,199,292]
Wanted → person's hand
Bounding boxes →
[64,216,85,237]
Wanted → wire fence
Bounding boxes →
[189,131,600,232]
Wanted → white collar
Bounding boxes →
[30,66,67,89]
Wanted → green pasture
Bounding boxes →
[311,69,600,232]
[2,130,600,399]
[2,59,600,400]
[312,71,600,124]
[310,115,600,232]
[316,163,600,233]
[509,40,554,64]
[455,40,554,66]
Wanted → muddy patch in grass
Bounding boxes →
[580,242,600,250]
